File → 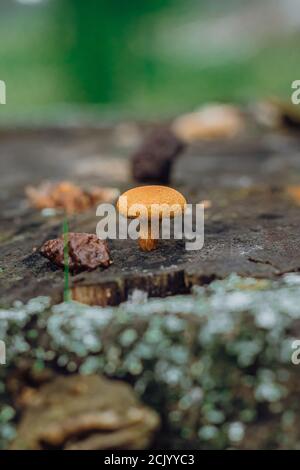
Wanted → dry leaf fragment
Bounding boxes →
[26,181,119,214]
[40,232,111,272]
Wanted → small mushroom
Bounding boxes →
[117,185,186,252]
[171,104,244,142]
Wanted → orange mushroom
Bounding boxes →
[117,185,186,251]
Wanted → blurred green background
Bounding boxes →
[0,0,300,123]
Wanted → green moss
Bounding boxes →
[1,274,300,449]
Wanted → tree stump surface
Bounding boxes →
[1,124,300,306]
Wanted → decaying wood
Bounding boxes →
[1,125,300,306]
[10,374,160,450]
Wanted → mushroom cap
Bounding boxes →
[117,185,186,219]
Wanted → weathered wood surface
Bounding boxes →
[1,124,300,306]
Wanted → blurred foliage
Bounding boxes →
[0,0,300,121]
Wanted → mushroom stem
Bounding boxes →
[139,222,158,251]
